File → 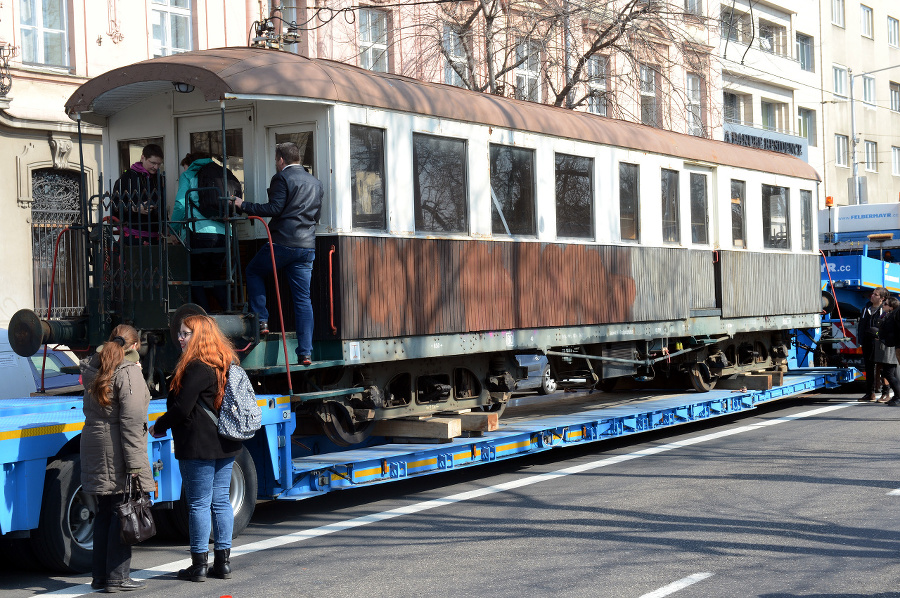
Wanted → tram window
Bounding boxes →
[275,132,315,174]
[731,179,746,248]
[661,169,680,244]
[350,125,387,230]
[117,138,164,175]
[189,129,245,183]
[762,184,790,249]
[555,153,593,239]
[489,144,535,236]
[412,133,468,233]
[689,173,708,245]
[800,189,813,251]
[619,163,640,241]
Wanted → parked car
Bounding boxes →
[514,354,558,395]
[0,329,81,399]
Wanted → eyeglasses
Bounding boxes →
[177,330,192,339]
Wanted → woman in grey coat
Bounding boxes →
[80,325,153,592]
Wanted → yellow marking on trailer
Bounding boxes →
[355,466,383,478]
[0,421,85,441]
[275,396,291,405]
[409,457,438,469]
[497,440,530,453]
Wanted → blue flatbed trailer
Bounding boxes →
[0,365,855,573]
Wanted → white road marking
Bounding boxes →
[45,401,855,597]
[638,572,714,598]
[887,488,900,495]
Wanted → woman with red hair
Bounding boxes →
[150,315,241,582]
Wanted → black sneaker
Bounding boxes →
[887,399,900,406]
[299,355,312,366]
[259,321,269,335]
[104,578,145,593]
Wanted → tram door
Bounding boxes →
[685,165,722,312]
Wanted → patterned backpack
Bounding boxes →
[201,364,262,441]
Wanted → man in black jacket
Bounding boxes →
[858,287,889,401]
[234,142,323,365]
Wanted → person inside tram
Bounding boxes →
[112,143,164,245]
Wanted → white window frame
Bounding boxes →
[893,146,900,176]
[891,82,900,112]
[833,0,845,27]
[836,134,849,167]
[865,141,878,171]
[833,65,848,97]
[863,75,876,105]
[686,73,703,136]
[861,5,874,38]
[19,0,69,67]
[796,33,814,72]
[640,64,659,127]
[890,16,900,47]
[443,25,468,87]
[359,8,389,72]
[586,55,608,116]
[684,0,701,17]
[514,38,542,102]
[151,0,192,58]
[798,108,817,147]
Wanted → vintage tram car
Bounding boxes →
[9,47,820,444]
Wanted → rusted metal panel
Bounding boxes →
[720,251,819,318]
[67,48,818,181]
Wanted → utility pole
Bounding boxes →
[849,67,861,205]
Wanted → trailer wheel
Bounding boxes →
[30,454,95,573]
[171,446,257,540]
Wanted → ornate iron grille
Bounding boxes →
[31,168,86,318]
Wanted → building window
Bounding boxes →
[731,179,746,249]
[690,173,708,245]
[761,100,788,133]
[413,133,468,233]
[800,190,813,251]
[555,154,594,239]
[836,134,849,167]
[640,64,660,128]
[762,184,790,250]
[759,20,787,55]
[865,141,878,171]
[661,169,680,244]
[359,9,389,72]
[893,146,900,175]
[798,108,817,147]
[890,16,900,47]
[833,65,848,97]
[684,0,701,16]
[721,7,750,43]
[490,144,535,236]
[350,125,387,230]
[443,26,468,87]
[586,55,609,116]
[833,0,845,26]
[861,5,874,38]
[20,0,69,67]
[151,0,191,57]
[514,39,541,102]
[620,163,640,241]
[796,33,814,72]
[862,75,876,104]
[686,73,704,137]
[724,91,752,125]
[890,82,900,111]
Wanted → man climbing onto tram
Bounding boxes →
[233,142,323,366]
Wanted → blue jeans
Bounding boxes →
[246,244,315,357]
[179,457,235,553]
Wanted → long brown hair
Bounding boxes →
[170,315,236,409]
[91,325,140,407]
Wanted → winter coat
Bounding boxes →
[238,164,322,249]
[112,167,163,238]
[858,303,884,351]
[152,361,242,461]
[873,312,898,364]
[80,349,154,495]
[170,158,228,240]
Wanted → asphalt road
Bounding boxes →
[4,389,900,598]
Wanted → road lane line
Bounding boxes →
[44,401,855,597]
[638,572,714,598]
[887,488,900,495]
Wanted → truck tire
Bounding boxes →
[171,446,257,540]
[30,455,94,573]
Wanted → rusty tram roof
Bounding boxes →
[66,47,819,181]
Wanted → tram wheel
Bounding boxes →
[319,402,373,447]
[688,363,717,392]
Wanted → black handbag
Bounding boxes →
[114,475,156,545]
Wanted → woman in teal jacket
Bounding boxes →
[171,155,234,311]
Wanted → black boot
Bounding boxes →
[210,549,232,579]
[177,552,208,582]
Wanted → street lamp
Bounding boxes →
[848,64,900,204]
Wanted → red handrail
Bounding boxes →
[819,250,848,340]
[246,216,293,394]
[328,245,337,335]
